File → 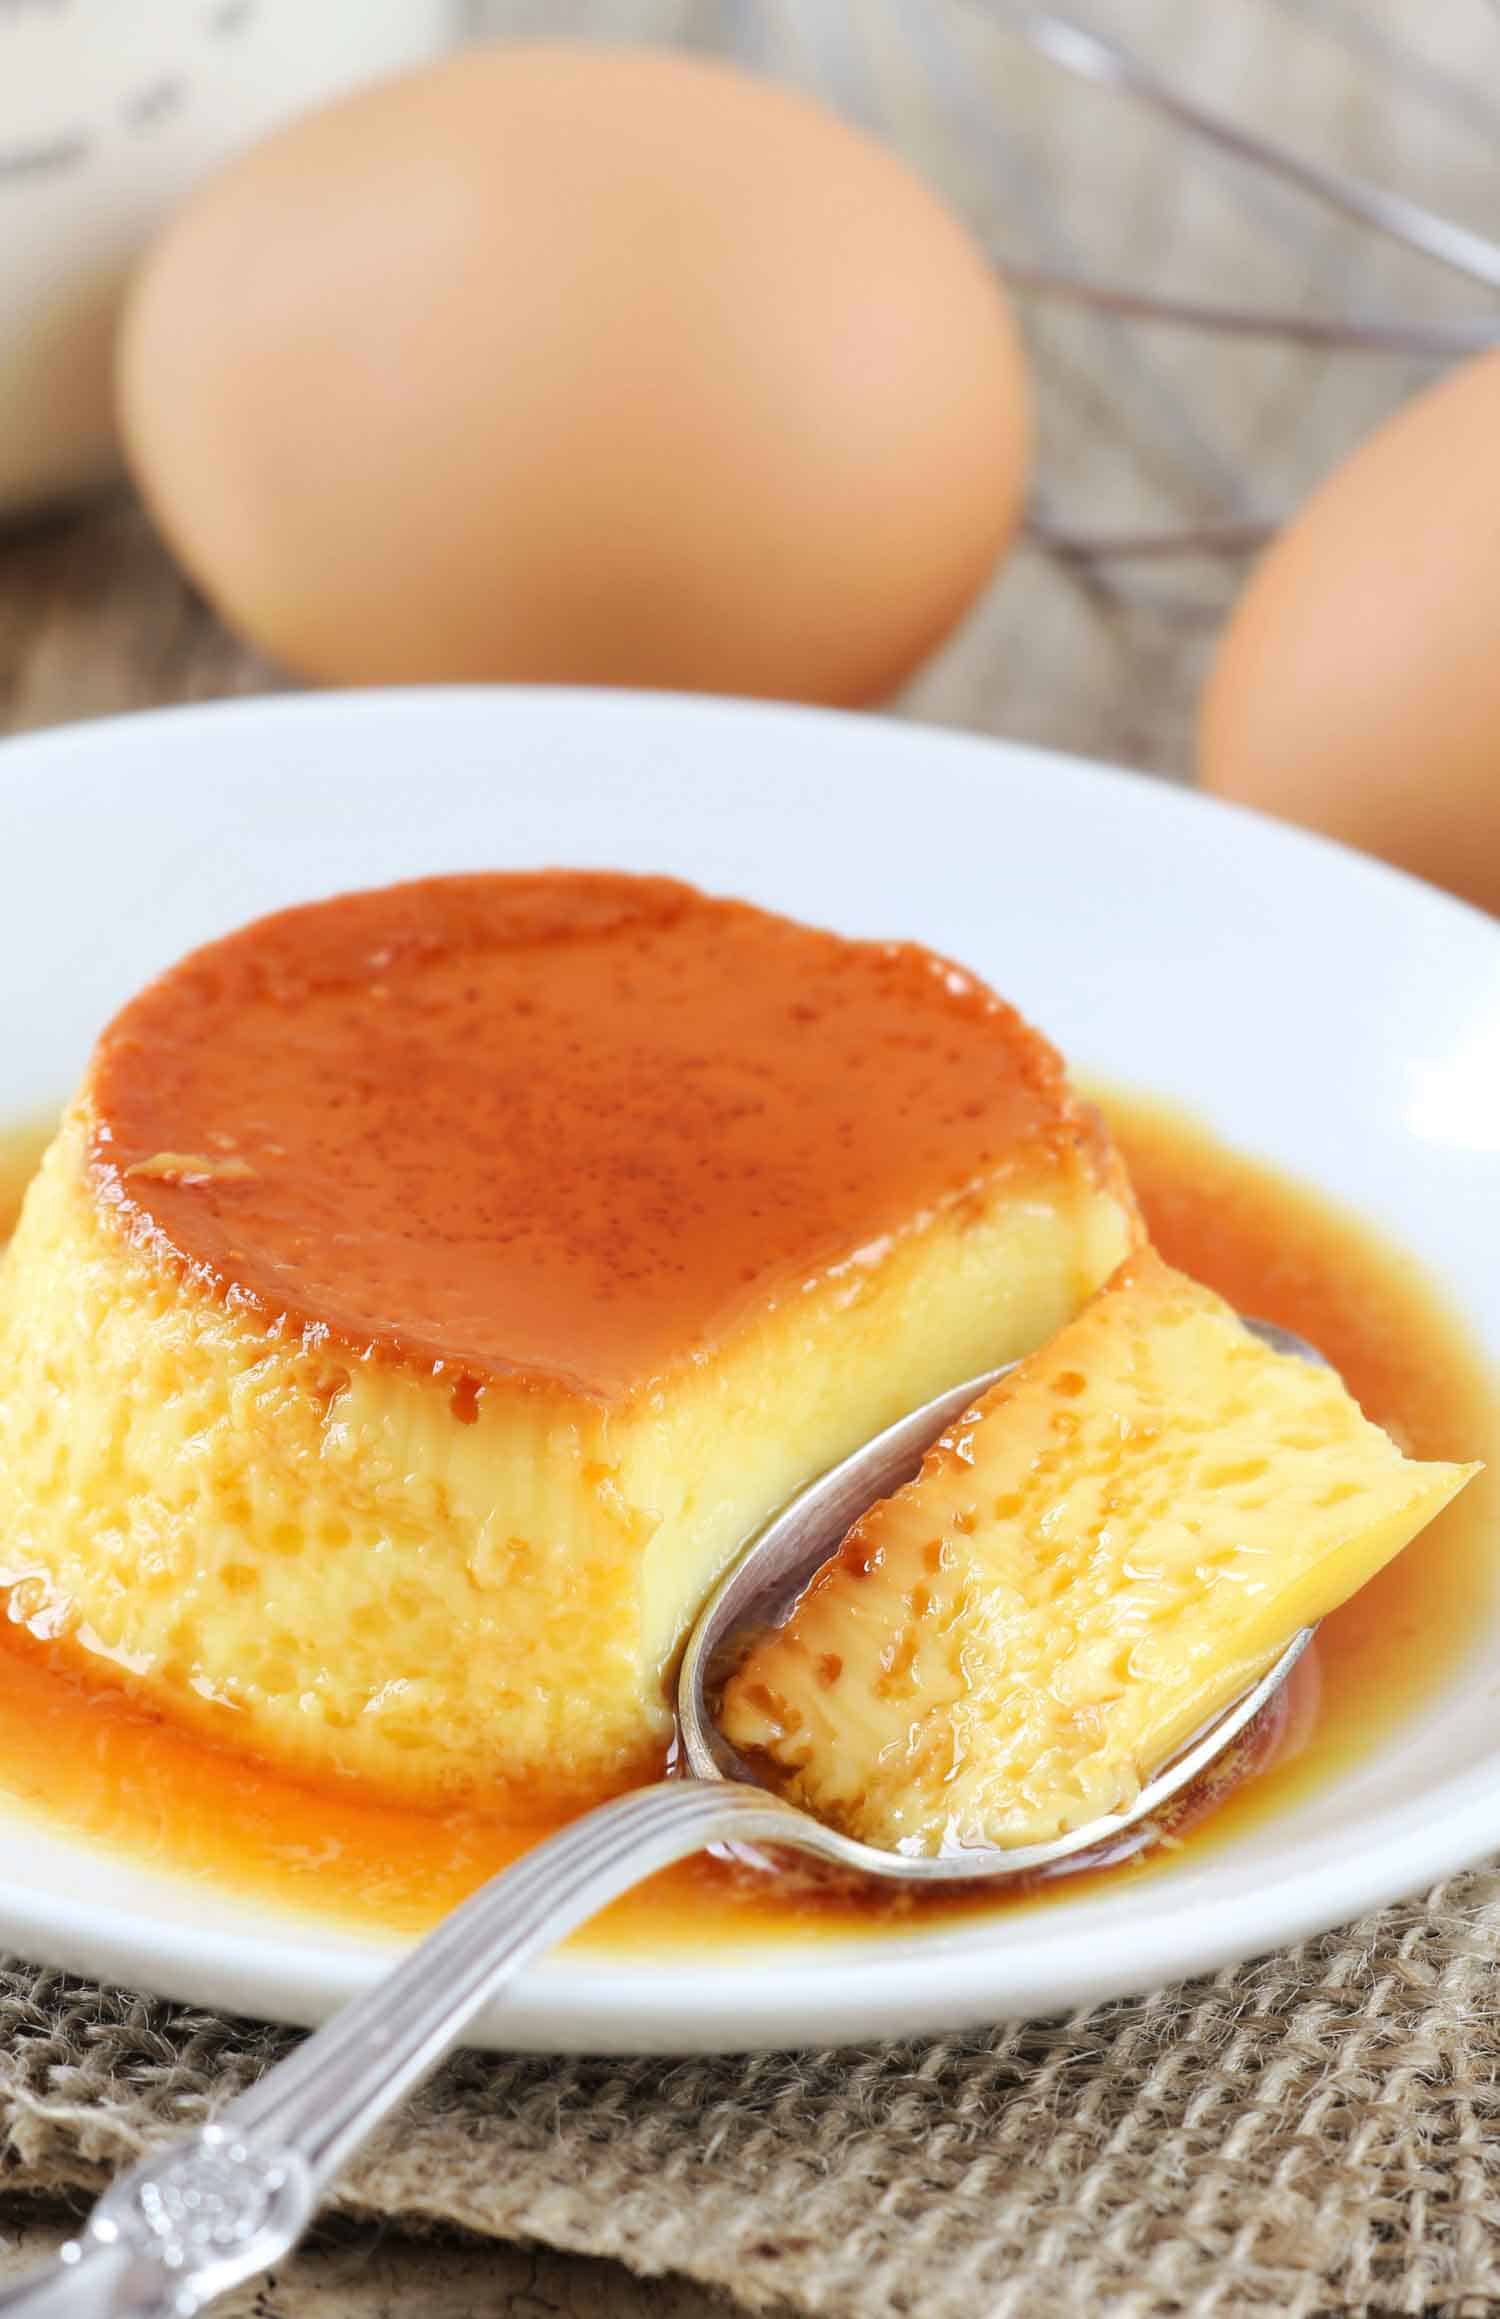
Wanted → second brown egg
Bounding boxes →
[1200,353,1500,917]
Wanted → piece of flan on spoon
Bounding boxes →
[721,1248,1478,1853]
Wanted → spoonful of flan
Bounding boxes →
[718,1247,1478,1856]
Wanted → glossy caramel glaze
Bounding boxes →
[0,1092,1493,1950]
[87,873,1104,1402]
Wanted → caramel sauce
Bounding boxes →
[0,1090,1494,1953]
[89,872,1093,1402]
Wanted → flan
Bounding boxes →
[0,871,1139,1801]
[720,1248,1478,1853]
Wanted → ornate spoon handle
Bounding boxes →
[0,1780,815,2319]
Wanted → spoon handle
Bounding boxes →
[0,1780,811,2319]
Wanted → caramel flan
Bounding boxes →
[0,871,1139,1801]
[720,1248,1478,1854]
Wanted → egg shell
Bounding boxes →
[117,44,1029,704]
[1200,352,1500,916]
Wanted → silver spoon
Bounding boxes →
[0,1315,1321,2318]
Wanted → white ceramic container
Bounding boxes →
[0,0,454,517]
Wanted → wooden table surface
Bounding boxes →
[0,2,1492,2309]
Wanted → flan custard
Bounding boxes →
[720,1248,1478,1854]
[0,871,1138,1801]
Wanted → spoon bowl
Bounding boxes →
[677,1314,1322,1885]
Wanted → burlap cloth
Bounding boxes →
[3,1861,1500,2319]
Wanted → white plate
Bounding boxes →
[1,687,1498,2054]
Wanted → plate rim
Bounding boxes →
[4,677,1499,945]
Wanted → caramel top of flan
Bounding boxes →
[87,871,1105,1400]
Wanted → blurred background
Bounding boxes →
[1,0,1494,786]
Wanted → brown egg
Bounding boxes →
[1200,353,1500,916]
[116,45,1029,704]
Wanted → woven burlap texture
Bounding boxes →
[5,1867,1500,2319]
